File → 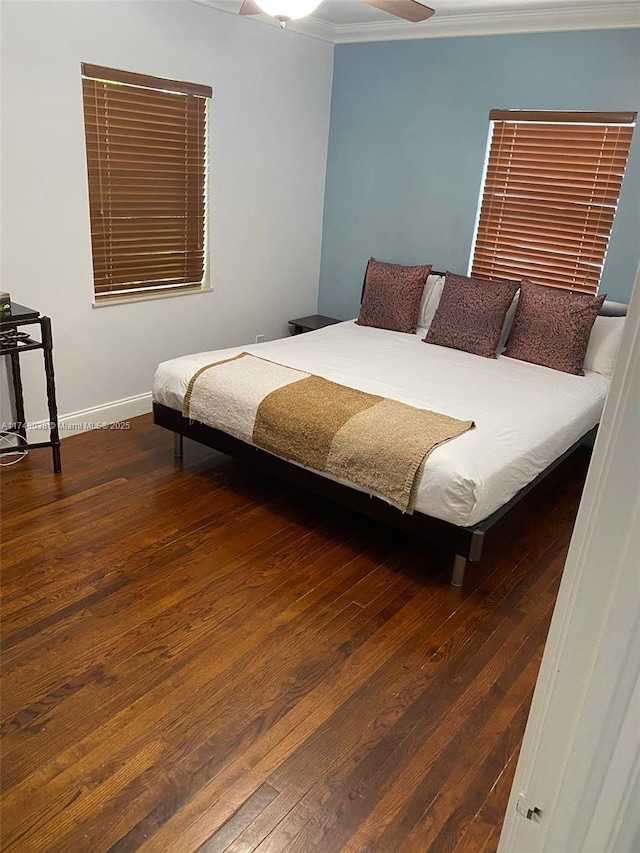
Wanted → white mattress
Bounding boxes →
[152,321,609,527]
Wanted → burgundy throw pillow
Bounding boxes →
[357,258,431,334]
[424,272,520,358]
[505,281,606,375]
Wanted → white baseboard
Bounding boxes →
[25,392,153,443]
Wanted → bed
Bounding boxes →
[152,291,625,586]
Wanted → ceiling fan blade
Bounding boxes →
[239,0,262,15]
[360,0,435,22]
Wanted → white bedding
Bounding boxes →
[152,321,609,527]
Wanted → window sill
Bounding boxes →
[92,285,212,309]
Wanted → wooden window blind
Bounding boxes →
[470,110,636,294]
[81,64,212,302]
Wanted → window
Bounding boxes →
[470,110,636,294]
[81,64,212,304]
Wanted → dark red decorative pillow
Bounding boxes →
[357,258,431,334]
[505,281,606,375]
[424,272,520,358]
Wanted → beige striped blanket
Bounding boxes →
[183,353,474,513]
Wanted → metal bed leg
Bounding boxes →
[450,555,467,587]
[174,433,183,459]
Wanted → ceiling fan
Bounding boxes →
[238,0,435,28]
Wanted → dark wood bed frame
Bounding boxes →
[153,294,624,587]
[153,401,596,586]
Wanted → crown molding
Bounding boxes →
[190,1,640,44]
[331,4,640,44]
[277,15,338,41]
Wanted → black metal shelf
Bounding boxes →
[0,303,61,473]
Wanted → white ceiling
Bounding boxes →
[316,0,634,26]
[195,0,640,41]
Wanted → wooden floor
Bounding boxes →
[0,415,589,853]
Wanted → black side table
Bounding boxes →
[288,314,341,335]
[0,303,61,473]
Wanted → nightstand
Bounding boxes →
[288,314,341,335]
[0,302,61,472]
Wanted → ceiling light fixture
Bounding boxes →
[254,0,323,27]
[240,0,436,28]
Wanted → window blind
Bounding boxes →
[81,64,212,302]
[470,110,636,294]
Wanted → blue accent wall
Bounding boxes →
[318,29,640,318]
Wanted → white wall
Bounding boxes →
[0,0,333,428]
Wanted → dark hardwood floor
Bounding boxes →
[0,415,589,852]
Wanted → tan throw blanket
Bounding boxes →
[184,353,474,513]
